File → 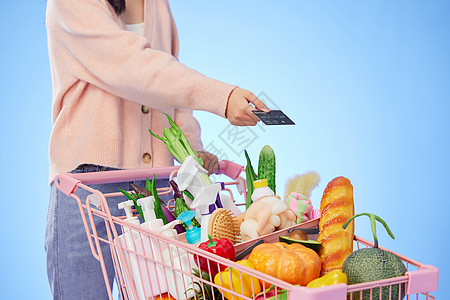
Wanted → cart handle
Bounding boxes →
[217,160,244,180]
[54,166,179,196]
[54,160,244,196]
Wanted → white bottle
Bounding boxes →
[190,183,222,242]
[135,196,168,297]
[251,179,275,202]
[159,220,197,300]
[137,196,164,231]
[117,200,146,300]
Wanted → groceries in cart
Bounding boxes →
[96,113,436,300]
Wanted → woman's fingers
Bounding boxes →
[244,91,270,113]
[226,87,269,126]
[197,150,219,175]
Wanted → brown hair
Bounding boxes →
[107,0,125,15]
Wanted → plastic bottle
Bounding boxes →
[117,200,146,300]
[135,196,168,297]
[176,210,201,245]
[159,220,197,300]
[177,155,242,239]
[190,183,222,242]
[251,178,275,202]
[137,196,164,231]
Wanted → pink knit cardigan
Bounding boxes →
[46,0,235,183]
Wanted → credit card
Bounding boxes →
[252,110,295,125]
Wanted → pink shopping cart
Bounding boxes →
[54,160,439,300]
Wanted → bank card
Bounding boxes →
[252,110,295,125]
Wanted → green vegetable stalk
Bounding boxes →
[244,150,258,209]
[149,113,212,186]
[149,175,168,225]
[183,190,195,202]
[343,212,395,248]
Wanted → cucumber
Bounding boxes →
[258,145,276,194]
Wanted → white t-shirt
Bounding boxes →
[126,22,144,36]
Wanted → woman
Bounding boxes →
[45,0,268,298]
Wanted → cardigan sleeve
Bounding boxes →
[46,0,235,117]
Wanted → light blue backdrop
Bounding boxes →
[0,0,447,298]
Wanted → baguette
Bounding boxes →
[317,176,354,275]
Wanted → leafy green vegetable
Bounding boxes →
[182,190,195,201]
[244,150,258,209]
[187,268,223,300]
[149,175,168,225]
[145,177,152,192]
[256,285,288,300]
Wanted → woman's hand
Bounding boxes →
[197,150,219,175]
[225,87,270,126]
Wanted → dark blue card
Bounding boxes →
[252,110,295,125]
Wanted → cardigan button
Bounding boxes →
[142,153,152,164]
[141,105,150,114]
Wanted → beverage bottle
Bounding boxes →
[251,179,275,202]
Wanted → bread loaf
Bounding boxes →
[317,176,354,275]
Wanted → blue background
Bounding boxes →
[1,0,448,298]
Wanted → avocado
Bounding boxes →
[342,248,406,300]
[279,236,322,252]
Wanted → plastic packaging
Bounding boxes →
[137,196,162,231]
[177,155,208,197]
[176,210,201,244]
[218,192,242,216]
[177,155,242,241]
[159,220,198,300]
[134,196,168,297]
[116,200,146,300]
[251,178,275,202]
[190,183,222,242]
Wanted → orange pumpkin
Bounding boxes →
[248,242,321,286]
[156,292,173,300]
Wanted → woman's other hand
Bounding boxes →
[197,150,219,175]
[225,87,270,126]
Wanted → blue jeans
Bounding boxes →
[45,165,171,299]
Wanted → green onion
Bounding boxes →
[149,113,212,186]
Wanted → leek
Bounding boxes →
[149,113,212,186]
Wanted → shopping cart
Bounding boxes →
[54,161,439,300]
